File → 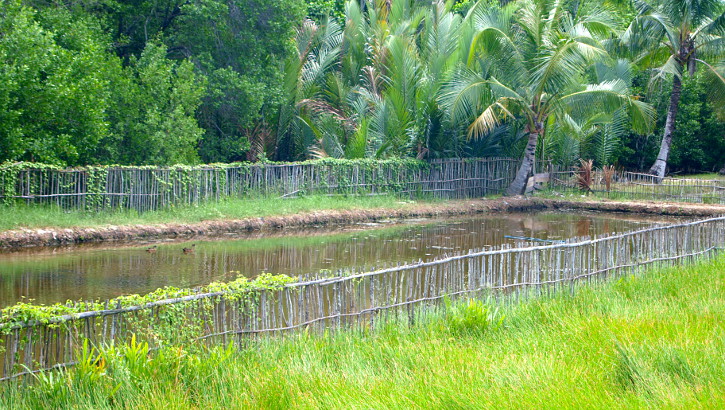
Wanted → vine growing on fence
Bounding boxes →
[0,273,295,333]
[86,167,108,210]
[0,158,437,210]
[0,162,63,205]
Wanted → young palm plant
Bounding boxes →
[622,0,725,179]
[275,0,467,160]
[274,18,344,160]
[443,0,655,195]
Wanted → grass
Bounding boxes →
[2,254,723,408]
[671,173,725,181]
[0,195,435,232]
[539,187,725,205]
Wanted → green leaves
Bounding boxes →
[122,43,205,165]
[443,297,505,336]
[0,1,111,166]
[0,0,307,166]
[0,272,296,332]
[277,0,477,160]
[446,0,637,132]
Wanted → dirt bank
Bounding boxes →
[1,197,723,250]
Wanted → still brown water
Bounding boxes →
[0,211,681,306]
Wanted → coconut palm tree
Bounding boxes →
[623,0,725,179]
[443,0,655,195]
[542,60,638,168]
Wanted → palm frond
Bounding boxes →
[440,68,492,128]
[531,38,606,96]
[698,59,725,119]
[593,108,627,166]
[467,100,505,139]
[575,158,594,193]
[561,80,656,135]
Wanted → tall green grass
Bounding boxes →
[0,195,430,231]
[2,255,724,408]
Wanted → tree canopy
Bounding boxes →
[0,0,722,177]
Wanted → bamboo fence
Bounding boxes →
[0,158,520,212]
[550,169,725,204]
[2,216,724,381]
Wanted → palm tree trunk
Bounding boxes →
[649,75,682,179]
[505,131,539,196]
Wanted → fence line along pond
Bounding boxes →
[0,158,519,212]
[2,216,723,381]
[550,169,725,204]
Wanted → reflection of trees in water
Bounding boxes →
[577,218,593,237]
[0,213,674,306]
[520,217,551,233]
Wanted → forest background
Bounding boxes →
[0,0,722,174]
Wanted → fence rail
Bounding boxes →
[550,169,725,204]
[2,216,724,381]
[0,158,520,212]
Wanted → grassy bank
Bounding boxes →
[0,195,431,231]
[676,173,725,180]
[2,255,724,408]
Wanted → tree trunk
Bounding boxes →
[505,131,539,196]
[649,75,682,180]
[719,163,725,175]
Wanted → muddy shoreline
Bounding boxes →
[1,197,723,250]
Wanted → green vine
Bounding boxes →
[0,273,295,333]
[0,157,433,210]
[86,167,108,210]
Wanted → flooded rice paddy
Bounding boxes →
[0,211,682,306]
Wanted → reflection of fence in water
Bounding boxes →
[2,217,724,381]
[551,170,725,204]
[0,158,520,212]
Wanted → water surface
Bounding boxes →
[0,211,681,306]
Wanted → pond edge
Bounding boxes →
[1,197,724,250]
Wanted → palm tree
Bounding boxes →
[272,18,345,160]
[542,60,638,168]
[623,0,725,179]
[443,0,655,195]
[275,0,467,160]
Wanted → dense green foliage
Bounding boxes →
[445,0,654,194]
[0,0,722,175]
[274,0,721,181]
[617,72,725,172]
[620,0,725,177]
[0,2,111,165]
[0,0,305,166]
[0,273,295,332]
[1,254,723,407]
